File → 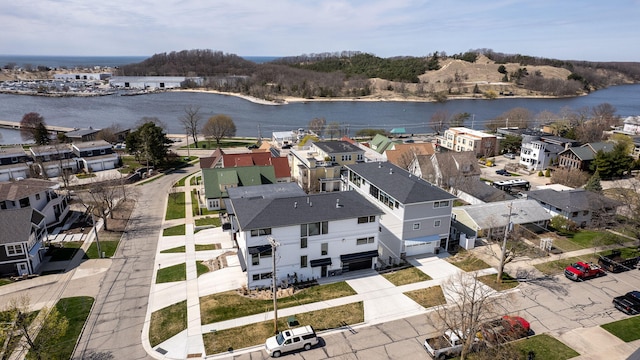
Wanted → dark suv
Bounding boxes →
[613,290,640,315]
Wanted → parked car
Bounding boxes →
[478,316,531,345]
[424,329,483,359]
[564,261,606,281]
[503,153,516,159]
[265,325,318,358]
[613,291,640,315]
[495,169,511,176]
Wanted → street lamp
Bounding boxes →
[267,236,280,334]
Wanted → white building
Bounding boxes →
[0,146,30,181]
[72,140,119,172]
[227,188,383,288]
[344,162,457,264]
[109,76,203,90]
[0,179,70,229]
[437,127,499,157]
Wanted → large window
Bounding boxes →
[300,221,328,237]
[250,228,272,237]
[433,201,450,208]
[6,244,24,256]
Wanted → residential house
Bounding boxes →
[386,142,435,170]
[221,152,291,183]
[557,142,615,171]
[29,144,77,178]
[526,188,620,228]
[409,151,481,190]
[0,207,47,276]
[201,166,277,210]
[0,146,30,181]
[72,140,119,172]
[288,140,364,193]
[0,178,70,228]
[519,135,575,171]
[437,127,499,157]
[451,199,551,244]
[226,189,383,288]
[623,116,640,135]
[368,134,398,154]
[344,162,457,263]
[65,128,101,142]
[453,181,515,205]
[199,148,225,169]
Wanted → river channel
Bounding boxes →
[0,84,639,145]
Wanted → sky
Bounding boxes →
[1,0,639,62]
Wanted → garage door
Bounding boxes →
[404,240,433,257]
[104,161,115,169]
[91,162,104,172]
[344,258,372,272]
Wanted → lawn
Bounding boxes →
[382,266,432,286]
[183,139,255,149]
[197,261,210,277]
[48,242,83,261]
[195,216,221,227]
[567,230,623,248]
[203,302,363,355]
[601,316,640,342]
[160,246,186,253]
[149,300,187,347]
[196,244,220,251]
[156,263,186,283]
[85,240,119,258]
[34,296,95,360]
[447,251,492,272]
[190,176,201,186]
[403,286,446,308]
[163,224,186,236]
[174,174,190,187]
[0,278,13,286]
[200,282,357,324]
[165,192,186,220]
[534,247,639,276]
[467,334,579,360]
[191,190,218,216]
[478,273,519,291]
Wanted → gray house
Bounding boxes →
[344,162,457,264]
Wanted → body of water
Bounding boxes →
[1,84,639,145]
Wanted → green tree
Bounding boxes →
[126,121,171,166]
[500,135,522,154]
[584,171,603,192]
[590,142,633,179]
[20,112,46,143]
[497,65,507,74]
[24,307,69,360]
[33,122,50,145]
[202,114,237,146]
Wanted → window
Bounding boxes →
[11,157,18,164]
[100,149,106,155]
[413,223,420,230]
[252,274,260,281]
[357,216,376,224]
[356,237,374,245]
[251,253,259,266]
[300,221,328,237]
[301,255,308,268]
[300,238,307,248]
[321,243,328,256]
[6,244,24,256]
[35,194,40,200]
[434,200,449,208]
[435,220,441,227]
[250,228,272,237]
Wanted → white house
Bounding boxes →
[0,146,30,181]
[72,140,119,172]
[0,178,70,229]
[227,189,383,288]
[29,144,78,178]
[623,116,640,135]
[344,162,457,264]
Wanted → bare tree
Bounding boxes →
[308,117,326,137]
[78,177,123,231]
[428,273,513,360]
[201,114,237,146]
[430,111,449,134]
[179,105,203,148]
[551,167,590,188]
[96,123,124,144]
[325,122,342,140]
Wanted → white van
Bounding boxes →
[265,325,318,357]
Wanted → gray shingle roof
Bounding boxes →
[227,183,305,199]
[230,190,384,230]
[526,189,619,212]
[0,179,58,201]
[0,208,35,244]
[312,140,363,154]
[455,199,551,229]
[346,162,456,204]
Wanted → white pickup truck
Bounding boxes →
[423,329,481,359]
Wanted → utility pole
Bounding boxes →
[267,236,280,334]
[91,210,102,258]
[497,202,514,283]
[185,126,191,159]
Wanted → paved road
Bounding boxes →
[73,166,196,360]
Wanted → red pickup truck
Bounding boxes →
[564,261,606,281]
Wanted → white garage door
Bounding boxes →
[104,161,115,169]
[91,162,104,172]
[404,240,434,257]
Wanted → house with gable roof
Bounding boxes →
[409,151,481,190]
[72,140,119,172]
[226,189,383,288]
[0,178,70,228]
[288,140,364,193]
[557,142,615,171]
[0,146,30,181]
[344,162,457,264]
[29,144,77,178]
[526,188,620,227]
[0,207,47,276]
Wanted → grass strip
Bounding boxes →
[156,263,186,283]
[149,300,187,347]
[382,266,432,286]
